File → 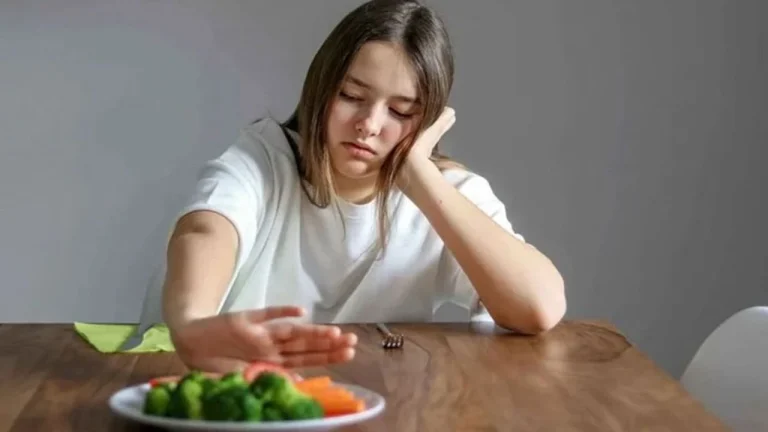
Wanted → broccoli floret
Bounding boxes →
[284,398,324,420]
[202,386,262,421]
[250,372,324,420]
[220,371,247,387]
[160,382,177,392]
[166,376,205,419]
[240,391,263,421]
[261,402,284,421]
[204,375,249,404]
[180,370,206,384]
[202,387,241,421]
[143,385,172,416]
[201,377,217,396]
[249,371,285,400]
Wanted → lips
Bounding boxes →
[343,142,376,155]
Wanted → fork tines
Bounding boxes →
[381,334,404,349]
[376,323,404,349]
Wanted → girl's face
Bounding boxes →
[326,41,423,192]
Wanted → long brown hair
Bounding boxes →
[281,0,463,251]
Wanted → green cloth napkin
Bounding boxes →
[73,322,176,353]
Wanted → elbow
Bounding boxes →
[514,301,566,336]
[530,274,567,334]
[532,270,567,332]
[530,292,566,334]
[512,248,567,334]
[495,273,567,335]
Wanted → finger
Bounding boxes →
[232,321,281,360]
[441,114,456,135]
[437,106,455,124]
[425,107,454,141]
[248,352,284,365]
[265,322,342,342]
[277,332,357,354]
[280,347,356,368]
[339,332,358,346]
[440,108,456,130]
[243,306,306,323]
[277,337,333,354]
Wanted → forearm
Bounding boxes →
[404,161,566,333]
[162,212,239,331]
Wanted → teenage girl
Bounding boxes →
[161,0,566,373]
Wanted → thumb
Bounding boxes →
[244,306,306,324]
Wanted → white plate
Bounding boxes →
[108,382,386,432]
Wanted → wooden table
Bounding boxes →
[0,321,727,431]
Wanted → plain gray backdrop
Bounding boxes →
[1,0,766,378]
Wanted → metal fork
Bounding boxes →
[376,323,404,349]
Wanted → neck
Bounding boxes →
[333,173,377,204]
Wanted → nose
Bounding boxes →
[355,105,385,138]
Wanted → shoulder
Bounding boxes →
[209,117,298,178]
[234,117,297,160]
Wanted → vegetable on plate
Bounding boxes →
[142,363,366,423]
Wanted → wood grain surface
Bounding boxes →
[0,321,727,431]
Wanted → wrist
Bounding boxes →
[164,303,213,333]
[165,310,212,354]
[399,156,443,203]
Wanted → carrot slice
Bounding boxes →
[306,387,355,400]
[295,376,332,393]
[322,399,366,417]
[293,376,366,416]
[308,387,365,417]
[149,376,178,387]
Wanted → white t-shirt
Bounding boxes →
[172,117,524,323]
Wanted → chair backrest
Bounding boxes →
[680,306,768,431]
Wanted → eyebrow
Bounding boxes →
[345,75,420,105]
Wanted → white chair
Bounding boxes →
[680,306,768,431]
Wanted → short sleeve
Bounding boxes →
[174,125,272,275]
[438,170,525,322]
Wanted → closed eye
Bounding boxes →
[389,109,414,119]
[339,91,363,102]
[341,90,415,120]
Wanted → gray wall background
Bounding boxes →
[1,0,766,378]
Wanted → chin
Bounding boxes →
[333,161,377,180]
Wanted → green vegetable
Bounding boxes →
[240,391,263,421]
[203,387,262,421]
[143,370,318,422]
[166,376,205,419]
[181,370,207,384]
[283,398,324,420]
[249,372,324,420]
[249,371,284,400]
[220,371,248,388]
[201,377,217,396]
[143,385,172,416]
[262,402,284,421]
[160,382,177,392]
[202,373,247,404]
